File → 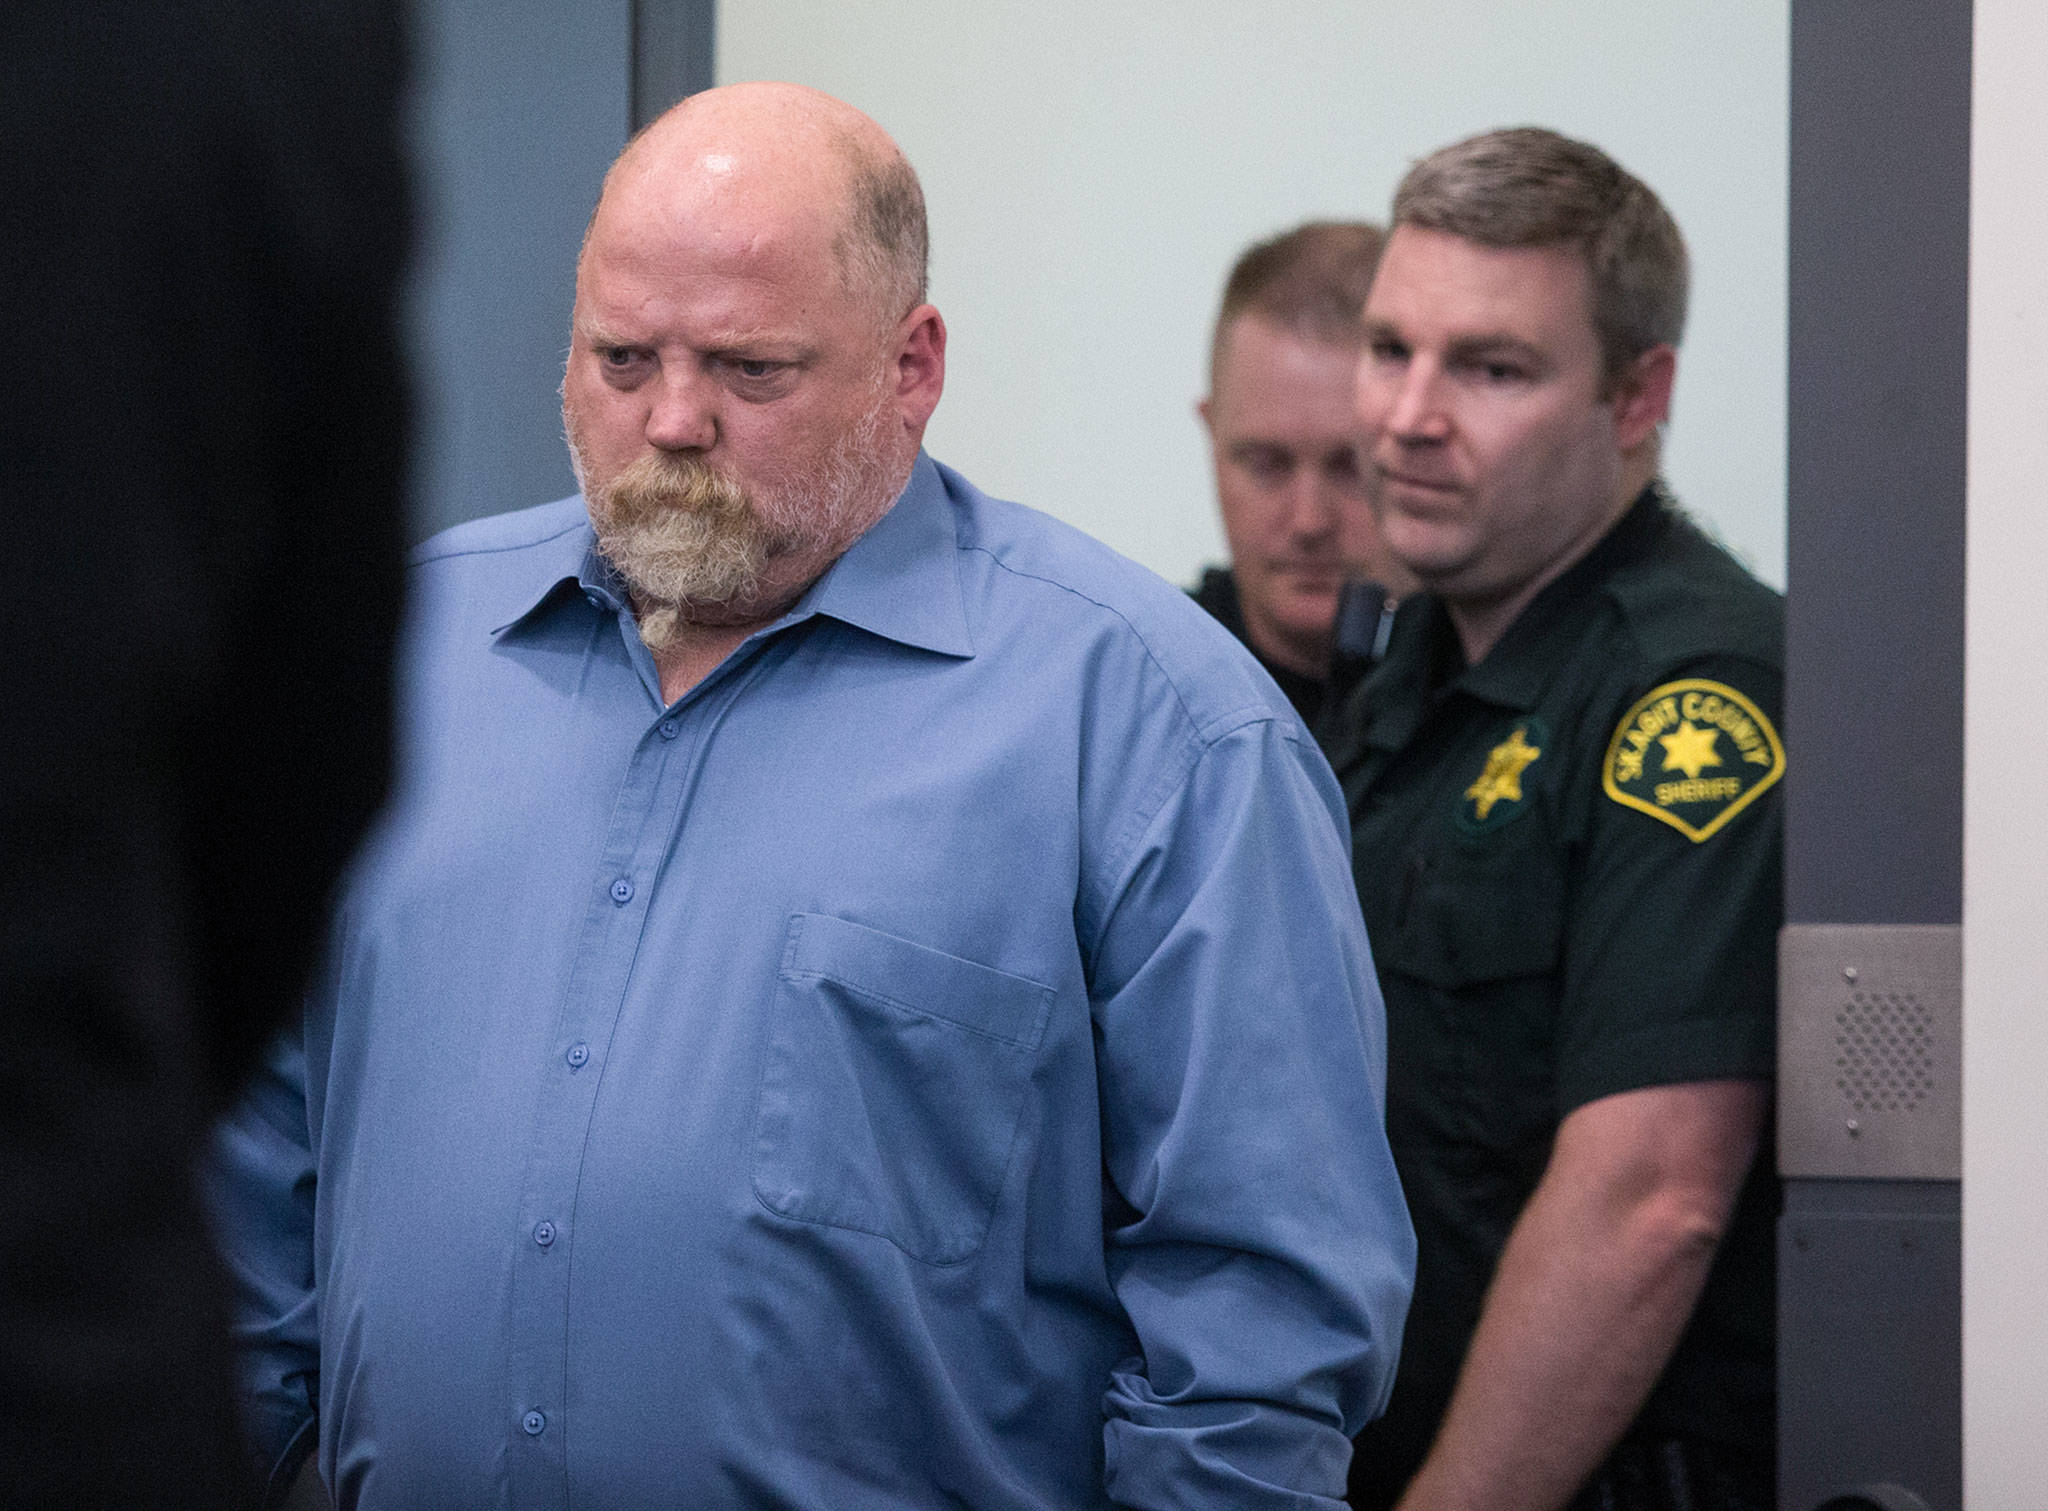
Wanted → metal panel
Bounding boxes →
[1780,1181,1960,1511]
[1780,925,1960,1181]
[632,0,715,130]
[1782,0,1969,1497]
[404,0,632,540]
[399,0,714,541]
[1784,0,1970,929]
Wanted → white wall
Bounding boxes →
[720,1,1789,588]
[1964,0,2048,1498]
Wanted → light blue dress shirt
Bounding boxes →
[211,455,1414,1509]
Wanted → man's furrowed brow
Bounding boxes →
[702,324,812,355]
[571,316,817,358]
[577,318,633,349]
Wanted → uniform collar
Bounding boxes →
[493,452,975,660]
[1452,481,1670,711]
[1324,597,1440,765]
[1324,483,1670,769]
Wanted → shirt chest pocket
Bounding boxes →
[751,913,1055,1266]
[1384,846,1566,991]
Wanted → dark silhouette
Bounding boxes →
[0,2,410,1501]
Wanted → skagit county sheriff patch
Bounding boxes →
[1602,679,1785,842]
[1456,717,1550,834]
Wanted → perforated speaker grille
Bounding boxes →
[1782,925,1958,1179]
[1834,990,1934,1114]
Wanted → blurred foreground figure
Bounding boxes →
[0,0,409,1504]
[1193,222,1415,724]
[213,82,1413,1509]
[1324,128,1782,1511]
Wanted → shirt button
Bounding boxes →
[658,718,680,740]
[565,1042,589,1069]
[534,1220,556,1248]
[610,876,634,905]
[522,1410,546,1436]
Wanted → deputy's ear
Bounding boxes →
[1610,343,1677,451]
[1196,396,1213,435]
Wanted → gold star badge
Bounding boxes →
[1465,725,1543,823]
[1658,720,1722,780]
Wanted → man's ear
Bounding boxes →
[1196,395,1214,436]
[1610,343,1677,452]
[892,304,946,433]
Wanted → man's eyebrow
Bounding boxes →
[1444,333,1546,362]
[572,320,818,359]
[1449,331,1540,356]
[701,328,813,357]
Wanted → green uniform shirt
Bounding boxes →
[1322,488,1783,1506]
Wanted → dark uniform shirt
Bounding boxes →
[1191,565,1328,723]
[1321,488,1784,1508]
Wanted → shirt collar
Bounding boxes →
[488,523,618,639]
[1451,481,1670,710]
[1324,598,1439,767]
[1327,483,1670,768]
[792,452,974,658]
[491,452,974,659]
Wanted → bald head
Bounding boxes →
[561,82,948,643]
[592,82,927,326]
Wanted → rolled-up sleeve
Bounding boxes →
[1089,715,1415,1508]
[205,1025,320,1498]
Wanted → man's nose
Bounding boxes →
[643,368,717,452]
[1284,471,1339,542]
[1380,361,1450,445]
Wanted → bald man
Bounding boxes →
[213,84,1413,1509]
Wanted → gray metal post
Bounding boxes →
[632,0,716,131]
[400,0,716,545]
[1781,3,1970,1508]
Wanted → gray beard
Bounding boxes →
[585,453,775,643]
[572,399,899,650]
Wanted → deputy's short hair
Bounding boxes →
[1209,221,1385,386]
[1392,127,1687,384]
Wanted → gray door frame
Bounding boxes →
[1781,3,1970,1507]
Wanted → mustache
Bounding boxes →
[594,450,753,529]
